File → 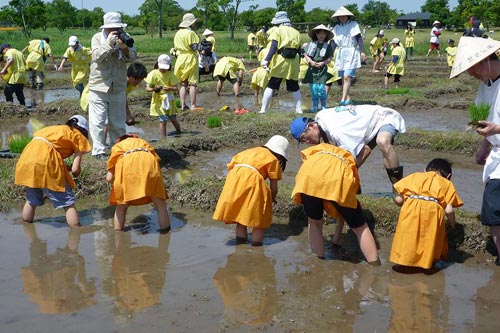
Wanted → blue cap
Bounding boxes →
[290,117,312,142]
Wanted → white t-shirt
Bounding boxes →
[430,27,441,44]
[315,105,406,158]
[476,78,500,182]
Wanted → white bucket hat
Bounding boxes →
[179,13,197,28]
[68,36,78,46]
[331,6,355,18]
[390,37,400,44]
[69,115,89,132]
[308,24,334,41]
[271,11,291,25]
[450,37,500,78]
[433,20,441,25]
[157,54,171,70]
[100,12,127,29]
[264,135,289,160]
[202,29,213,36]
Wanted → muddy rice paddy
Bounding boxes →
[1,56,499,332]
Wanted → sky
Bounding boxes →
[0,0,459,16]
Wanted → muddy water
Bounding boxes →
[1,86,498,332]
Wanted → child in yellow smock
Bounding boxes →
[213,56,246,96]
[384,38,406,89]
[390,158,463,270]
[57,36,91,96]
[106,134,171,233]
[14,115,91,228]
[145,54,181,138]
[213,135,289,246]
[445,39,457,68]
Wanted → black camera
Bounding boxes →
[117,29,134,48]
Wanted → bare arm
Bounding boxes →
[444,204,456,229]
[71,153,84,177]
[475,138,491,165]
[269,179,278,203]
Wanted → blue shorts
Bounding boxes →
[481,179,500,226]
[158,114,177,122]
[367,124,399,149]
[25,184,76,209]
[338,69,356,78]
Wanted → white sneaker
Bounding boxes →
[295,109,303,114]
[258,110,266,114]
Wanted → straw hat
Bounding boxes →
[432,20,440,25]
[389,37,400,44]
[179,13,197,28]
[202,29,213,36]
[157,54,171,70]
[264,135,289,160]
[271,11,291,25]
[69,115,89,132]
[100,12,127,29]
[331,6,354,18]
[68,36,78,46]
[450,37,500,78]
[308,24,334,41]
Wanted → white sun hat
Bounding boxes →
[264,135,289,160]
[68,36,78,46]
[450,37,500,78]
[331,6,355,18]
[157,54,171,70]
[202,29,213,36]
[390,37,400,44]
[100,12,127,29]
[271,11,291,25]
[69,115,89,132]
[432,20,441,25]
[179,13,197,28]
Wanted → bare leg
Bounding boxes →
[22,201,36,223]
[376,132,399,169]
[332,216,345,245]
[66,228,80,251]
[179,82,188,109]
[170,117,181,133]
[351,223,378,262]
[251,227,264,246]
[216,80,222,96]
[152,197,171,230]
[308,218,325,258]
[64,205,81,228]
[114,204,128,231]
[160,121,167,137]
[235,223,248,240]
[491,226,500,261]
[342,75,352,102]
[384,75,389,89]
[233,81,240,96]
[189,84,197,109]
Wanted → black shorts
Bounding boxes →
[267,76,299,92]
[481,179,500,226]
[248,45,257,51]
[385,73,402,82]
[300,194,366,229]
[217,72,238,84]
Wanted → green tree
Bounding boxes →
[276,0,306,22]
[304,8,332,25]
[197,0,219,28]
[46,0,77,33]
[219,0,254,39]
[138,0,183,35]
[359,1,397,28]
[4,0,46,37]
[421,0,451,25]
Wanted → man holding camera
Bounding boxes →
[88,12,137,159]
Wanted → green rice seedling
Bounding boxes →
[8,135,32,154]
[386,87,410,95]
[468,103,490,126]
[175,98,181,108]
[206,116,222,128]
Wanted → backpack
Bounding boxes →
[199,39,213,56]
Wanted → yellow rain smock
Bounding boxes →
[173,28,199,84]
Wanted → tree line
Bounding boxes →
[1,0,499,38]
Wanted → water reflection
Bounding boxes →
[20,223,97,314]
[213,246,277,326]
[102,232,171,316]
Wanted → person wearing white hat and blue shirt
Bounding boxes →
[88,11,137,160]
[330,6,367,106]
[259,11,302,114]
[450,36,500,265]
[58,36,92,96]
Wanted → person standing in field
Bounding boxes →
[58,36,92,96]
[259,11,302,114]
[213,135,289,246]
[390,158,463,271]
[369,29,386,73]
[22,37,56,90]
[0,43,27,105]
[450,37,500,266]
[247,28,258,61]
[445,39,457,68]
[426,20,442,57]
[404,24,415,60]
[14,115,91,228]
[384,38,406,89]
[174,13,203,111]
[330,6,367,106]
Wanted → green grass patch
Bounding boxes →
[386,87,410,95]
[206,116,222,128]
[8,135,31,153]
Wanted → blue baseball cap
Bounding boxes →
[290,116,312,142]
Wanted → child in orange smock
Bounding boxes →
[106,134,171,233]
[390,158,463,270]
[15,115,91,228]
[213,135,289,246]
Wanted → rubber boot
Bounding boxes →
[29,76,36,89]
[386,166,404,197]
[311,97,319,113]
[37,82,44,90]
[320,98,327,110]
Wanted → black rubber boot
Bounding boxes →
[37,82,44,90]
[386,166,404,184]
